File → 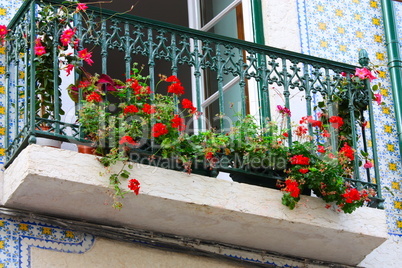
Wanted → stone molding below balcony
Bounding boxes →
[2,144,387,266]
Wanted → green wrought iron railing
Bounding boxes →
[4,0,382,207]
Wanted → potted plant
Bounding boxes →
[76,64,199,208]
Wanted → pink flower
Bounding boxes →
[277,105,291,116]
[34,38,46,56]
[374,93,382,105]
[76,3,88,12]
[78,48,94,65]
[355,67,377,81]
[364,161,373,169]
[65,64,74,76]
[0,25,8,36]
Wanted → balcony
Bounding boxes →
[1,0,387,266]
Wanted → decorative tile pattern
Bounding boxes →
[0,0,23,164]
[0,216,95,268]
[297,0,402,236]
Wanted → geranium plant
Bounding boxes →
[76,64,199,208]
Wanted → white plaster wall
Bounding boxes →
[261,0,306,122]
[31,237,244,268]
[359,235,402,267]
[261,0,301,52]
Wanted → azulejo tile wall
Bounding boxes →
[297,0,402,236]
[0,215,95,268]
[0,0,23,164]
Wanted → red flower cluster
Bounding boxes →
[182,99,197,114]
[152,123,168,138]
[129,79,151,95]
[289,154,310,165]
[294,126,308,136]
[143,103,156,114]
[329,116,344,129]
[339,143,354,161]
[301,116,323,129]
[119,136,138,146]
[86,92,102,102]
[171,114,185,131]
[124,105,139,114]
[128,179,140,195]
[342,188,361,203]
[284,179,300,198]
[299,168,309,174]
[205,152,214,160]
[167,75,184,95]
[317,145,326,153]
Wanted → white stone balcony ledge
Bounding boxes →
[1,144,387,266]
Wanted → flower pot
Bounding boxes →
[228,168,284,189]
[77,144,97,155]
[35,125,62,148]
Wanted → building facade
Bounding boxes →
[0,0,401,267]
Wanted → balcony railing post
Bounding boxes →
[29,0,37,139]
[359,49,383,205]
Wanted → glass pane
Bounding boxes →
[200,0,237,25]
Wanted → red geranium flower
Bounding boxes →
[167,82,185,95]
[165,75,180,83]
[299,168,309,174]
[329,116,344,129]
[339,143,355,161]
[342,188,361,203]
[294,126,308,136]
[317,145,326,153]
[205,152,214,160]
[128,179,140,195]
[284,179,300,198]
[86,92,102,102]
[152,123,168,138]
[119,136,138,146]
[124,105,139,114]
[289,154,310,165]
[182,98,197,114]
[321,129,331,138]
[143,103,156,114]
[171,114,185,131]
